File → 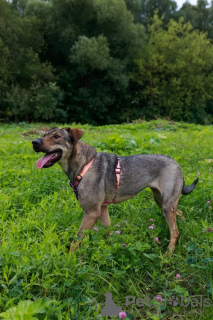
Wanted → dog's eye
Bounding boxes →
[54,135,60,139]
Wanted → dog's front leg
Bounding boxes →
[99,205,112,239]
[70,209,101,253]
[99,206,111,228]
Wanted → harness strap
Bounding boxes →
[115,159,121,190]
[69,157,121,203]
[75,158,95,187]
[69,158,95,199]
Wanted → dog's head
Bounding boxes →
[32,127,84,168]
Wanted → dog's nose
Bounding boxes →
[32,138,42,147]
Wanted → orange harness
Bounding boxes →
[69,157,121,204]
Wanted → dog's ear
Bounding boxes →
[65,128,84,143]
[71,128,84,142]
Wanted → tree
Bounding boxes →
[25,0,145,124]
[132,14,213,123]
[176,0,213,38]
[124,0,143,23]
[0,0,60,122]
[139,0,177,27]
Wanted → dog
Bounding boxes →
[32,127,198,254]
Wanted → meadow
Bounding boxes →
[0,120,212,319]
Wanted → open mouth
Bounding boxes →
[36,150,62,169]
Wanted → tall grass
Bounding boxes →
[0,120,212,319]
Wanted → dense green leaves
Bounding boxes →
[0,298,62,319]
[176,0,213,38]
[71,36,110,73]
[0,0,59,122]
[133,14,213,123]
[1,0,213,124]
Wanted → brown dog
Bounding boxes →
[32,127,198,254]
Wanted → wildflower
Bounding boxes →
[124,220,128,224]
[116,224,120,227]
[93,227,98,231]
[123,243,127,247]
[209,206,212,209]
[115,231,120,235]
[176,273,181,279]
[154,237,159,242]
[197,172,200,175]
[119,311,127,319]
[155,295,162,302]
[207,200,211,204]
[207,228,212,232]
[148,225,154,229]
[151,224,155,227]
[149,218,154,222]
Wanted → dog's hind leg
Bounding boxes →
[151,188,162,207]
[151,188,184,219]
[70,209,101,253]
[151,186,180,254]
[162,198,180,255]
[99,206,111,228]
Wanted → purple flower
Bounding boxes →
[207,200,211,204]
[209,206,212,209]
[93,227,98,231]
[119,311,127,319]
[115,230,120,235]
[124,220,128,224]
[197,172,200,175]
[148,225,154,229]
[176,273,181,279]
[207,228,212,232]
[151,223,155,227]
[154,237,159,242]
[149,218,154,222]
[155,295,162,302]
[123,243,127,247]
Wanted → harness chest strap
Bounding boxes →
[69,158,121,203]
[69,158,95,200]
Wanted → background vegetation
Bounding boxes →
[0,120,212,319]
[1,0,213,125]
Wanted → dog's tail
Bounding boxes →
[182,178,199,195]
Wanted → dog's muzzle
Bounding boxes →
[32,138,42,151]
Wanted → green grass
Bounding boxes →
[0,120,212,319]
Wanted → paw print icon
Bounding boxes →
[168,296,179,307]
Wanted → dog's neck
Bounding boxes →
[58,140,97,182]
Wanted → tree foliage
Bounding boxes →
[1,0,213,124]
[176,0,213,38]
[133,14,213,122]
[0,0,58,122]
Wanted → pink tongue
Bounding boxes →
[36,153,54,169]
